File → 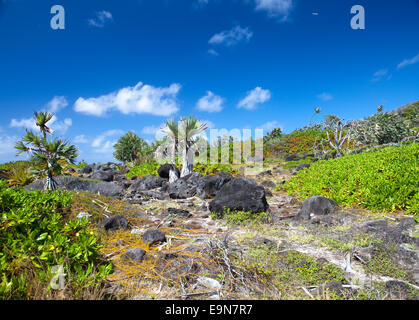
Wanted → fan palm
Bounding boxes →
[15,111,78,191]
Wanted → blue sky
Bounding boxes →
[0,0,418,163]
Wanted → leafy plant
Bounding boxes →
[14,111,78,190]
[0,182,112,299]
[283,143,418,215]
[113,131,149,164]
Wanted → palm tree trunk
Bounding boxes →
[180,144,193,178]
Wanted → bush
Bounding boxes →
[113,131,149,163]
[125,161,161,178]
[0,181,112,299]
[283,143,418,214]
[351,112,412,147]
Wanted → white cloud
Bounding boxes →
[74,135,89,144]
[371,69,390,82]
[254,0,293,19]
[9,115,72,135]
[317,92,333,101]
[196,91,224,113]
[91,129,124,149]
[237,87,271,110]
[141,125,161,135]
[256,120,282,132]
[88,10,113,28]
[45,96,68,113]
[209,25,253,47]
[208,49,219,56]
[74,82,181,117]
[397,53,419,69]
[0,134,21,163]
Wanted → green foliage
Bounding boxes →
[283,143,418,214]
[351,112,412,147]
[113,131,149,163]
[193,163,239,176]
[125,161,161,178]
[211,208,269,225]
[0,161,34,187]
[0,182,112,299]
[282,157,313,169]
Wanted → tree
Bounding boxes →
[113,131,149,163]
[309,107,321,127]
[15,111,78,190]
[160,117,207,179]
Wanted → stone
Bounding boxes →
[143,229,166,245]
[297,196,338,220]
[209,177,269,214]
[168,172,204,199]
[122,247,146,262]
[89,170,114,182]
[167,208,192,218]
[79,165,93,174]
[102,215,129,232]
[76,212,92,220]
[261,181,276,189]
[157,164,180,179]
[197,276,222,290]
[24,175,124,197]
[196,171,232,199]
[128,175,166,192]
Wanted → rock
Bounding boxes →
[200,202,208,211]
[257,170,272,177]
[161,253,178,260]
[76,212,92,220]
[89,170,114,182]
[297,196,338,220]
[141,190,169,200]
[168,172,204,199]
[122,247,146,263]
[254,237,276,247]
[285,154,300,162]
[261,181,276,189]
[167,208,192,218]
[197,276,222,290]
[129,175,166,192]
[295,163,310,171]
[209,177,269,214]
[79,165,93,174]
[143,229,166,245]
[102,215,129,232]
[196,171,232,199]
[321,281,344,297]
[157,164,180,179]
[385,280,410,291]
[24,175,124,197]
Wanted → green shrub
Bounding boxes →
[0,181,112,299]
[283,143,418,215]
[193,163,239,176]
[125,161,161,178]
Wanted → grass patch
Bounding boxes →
[283,143,418,215]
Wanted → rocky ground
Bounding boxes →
[25,161,419,300]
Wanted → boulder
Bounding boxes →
[102,215,129,232]
[24,175,124,197]
[297,196,338,220]
[168,172,204,199]
[143,229,166,245]
[209,177,269,214]
[157,164,180,179]
[196,171,232,199]
[167,208,192,218]
[128,175,166,192]
[79,165,93,174]
[122,247,146,263]
[89,170,114,182]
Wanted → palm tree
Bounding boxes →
[178,117,207,177]
[15,111,78,191]
[309,107,321,127]
[160,117,207,180]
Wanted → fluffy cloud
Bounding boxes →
[254,0,294,19]
[73,135,89,144]
[88,10,113,28]
[91,129,124,149]
[196,91,224,113]
[9,115,72,135]
[317,92,334,101]
[45,96,68,113]
[74,82,181,117]
[256,120,282,132]
[209,25,253,47]
[397,53,419,69]
[237,87,271,110]
[0,134,21,163]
